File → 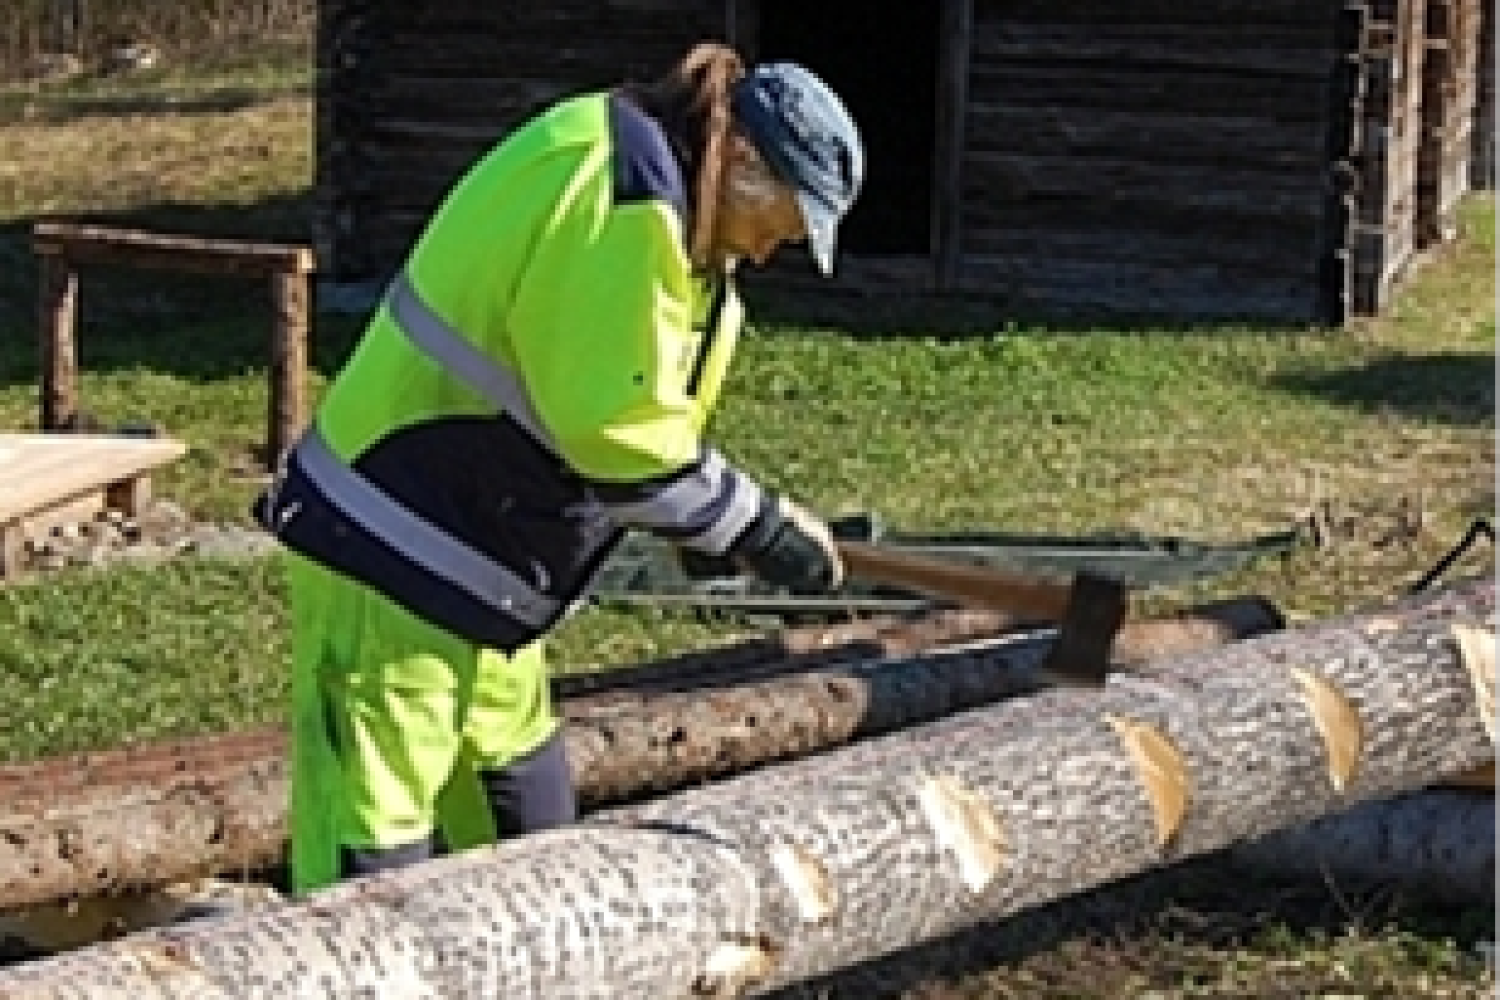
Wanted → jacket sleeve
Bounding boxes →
[504,196,768,555]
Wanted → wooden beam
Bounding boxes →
[29,222,316,468]
[724,0,760,58]
[32,223,314,276]
[267,270,312,465]
[0,581,1489,997]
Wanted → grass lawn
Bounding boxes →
[0,41,1494,997]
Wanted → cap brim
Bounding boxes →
[794,189,839,275]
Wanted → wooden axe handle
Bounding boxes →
[836,540,1077,620]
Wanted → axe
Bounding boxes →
[835,541,1129,687]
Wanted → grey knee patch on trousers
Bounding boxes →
[478,729,577,837]
[339,834,439,879]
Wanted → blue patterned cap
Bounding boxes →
[731,63,864,274]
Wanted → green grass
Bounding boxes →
[0,48,1493,998]
[0,202,1491,760]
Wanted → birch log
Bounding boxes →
[0,600,1280,912]
[0,581,1489,999]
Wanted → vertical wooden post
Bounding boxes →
[37,251,78,432]
[725,0,761,58]
[931,0,973,291]
[268,267,310,467]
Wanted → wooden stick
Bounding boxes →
[268,270,310,466]
[838,540,1077,620]
[36,252,78,432]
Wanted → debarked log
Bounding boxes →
[0,600,1282,913]
[0,581,1489,999]
[1226,788,1495,904]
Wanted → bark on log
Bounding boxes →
[1227,788,1495,905]
[0,581,1488,999]
[0,601,1282,912]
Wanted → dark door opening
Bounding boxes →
[751,1,940,257]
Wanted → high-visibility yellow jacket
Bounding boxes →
[255,91,770,650]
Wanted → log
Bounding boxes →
[0,581,1488,998]
[0,601,1282,913]
[1227,788,1494,905]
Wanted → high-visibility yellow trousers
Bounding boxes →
[284,552,561,894]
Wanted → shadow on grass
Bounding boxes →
[0,86,312,126]
[764,854,1495,999]
[1268,350,1496,427]
[0,197,364,403]
[737,282,1326,340]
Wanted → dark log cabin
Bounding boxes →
[316,0,1485,326]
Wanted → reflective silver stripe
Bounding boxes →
[386,270,560,452]
[386,268,764,547]
[608,449,762,553]
[296,427,561,628]
[687,459,764,552]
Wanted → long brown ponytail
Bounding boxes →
[623,42,745,269]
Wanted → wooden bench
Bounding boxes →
[32,221,316,467]
[0,433,189,579]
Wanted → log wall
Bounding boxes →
[314,0,722,286]
[955,0,1350,324]
[1472,0,1495,189]
[316,0,1488,326]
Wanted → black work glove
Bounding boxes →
[677,546,743,581]
[727,496,846,595]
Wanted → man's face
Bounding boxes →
[708,138,806,269]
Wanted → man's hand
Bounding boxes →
[729,496,845,594]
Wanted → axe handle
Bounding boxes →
[835,541,1076,621]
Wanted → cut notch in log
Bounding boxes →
[1103,714,1190,848]
[768,841,838,927]
[1290,667,1366,792]
[694,936,780,998]
[916,773,1007,893]
[1452,623,1496,741]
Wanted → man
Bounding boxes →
[256,43,864,893]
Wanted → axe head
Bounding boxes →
[1035,571,1130,687]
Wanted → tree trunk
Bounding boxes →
[1227,788,1494,904]
[0,581,1488,999]
[0,600,1281,912]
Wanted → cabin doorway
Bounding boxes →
[745,0,941,258]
